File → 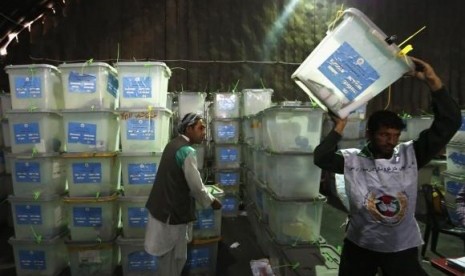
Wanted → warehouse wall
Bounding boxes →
[1,0,465,116]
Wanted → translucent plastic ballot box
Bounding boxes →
[59,62,119,110]
[5,64,63,110]
[116,62,171,109]
[292,8,414,118]
[178,92,207,119]
[193,185,224,239]
[9,232,69,276]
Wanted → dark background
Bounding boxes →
[1,0,464,115]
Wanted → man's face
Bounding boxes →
[185,119,206,144]
[368,126,401,159]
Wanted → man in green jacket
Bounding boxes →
[145,113,222,275]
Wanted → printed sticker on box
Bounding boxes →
[128,163,157,185]
[107,73,119,98]
[220,148,238,162]
[223,196,237,212]
[217,94,236,111]
[318,42,379,101]
[218,125,236,139]
[68,122,97,145]
[68,72,97,93]
[128,207,148,228]
[123,77,152,98]
[15,161,41,183]
[19,250,46,270]
[126,118,155,140]
[72,163,102,183]
[15,76,42,98]
[14,123,40,144]
[128,251,158,271]
[219,172,238,186]
[186,247,210,269]
[15,205,42,225]
[73,207,102,227]
[193,209,214,230]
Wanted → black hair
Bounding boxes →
[366,110,406,133]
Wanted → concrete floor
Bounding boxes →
[0,194,463,275]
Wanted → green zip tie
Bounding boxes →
[309,97,318,108]
[33,191,41,200]
[336,245,342,254]
[96,236,102,243]
[143,63,152,76]
[81,58,94,74]
[232,80,240,92]
[419,109,433,116]
[95,192,100,199]
[398,111,411,119]
[260,78,266,89]
[31,147,38,157]
[28,103,38,112]
[291,222,305,247]
[30,226,43,244]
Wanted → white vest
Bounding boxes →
[340,141,423,252]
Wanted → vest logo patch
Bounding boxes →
[365,191,408,225]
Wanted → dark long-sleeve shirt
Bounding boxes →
[314,88,462,173]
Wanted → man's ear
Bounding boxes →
[185,125,193,135]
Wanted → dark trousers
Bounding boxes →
[339,239,428,276]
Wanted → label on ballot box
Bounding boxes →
[194,209,215,230]
[128,250,158,271]
[128,163,156,185]
[318,42,380,101]
[15,161,41,183]
[68,122,97,145]
[123,77,152,98]
[186,248,210,269]
[218,125,236,139]
[128,207,148,228]
[73,207,102,227]
[219,172,238,186]
[126,118,155,140]
[72,163,102,183]
[19,250,46,270]
[15,77,41,98]
[14,123,40,144]
[16,205,42,225]
[69,72,97,93]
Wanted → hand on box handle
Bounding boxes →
[211,198,223,210]
[329,110,348,135]
[408,56,443,92]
